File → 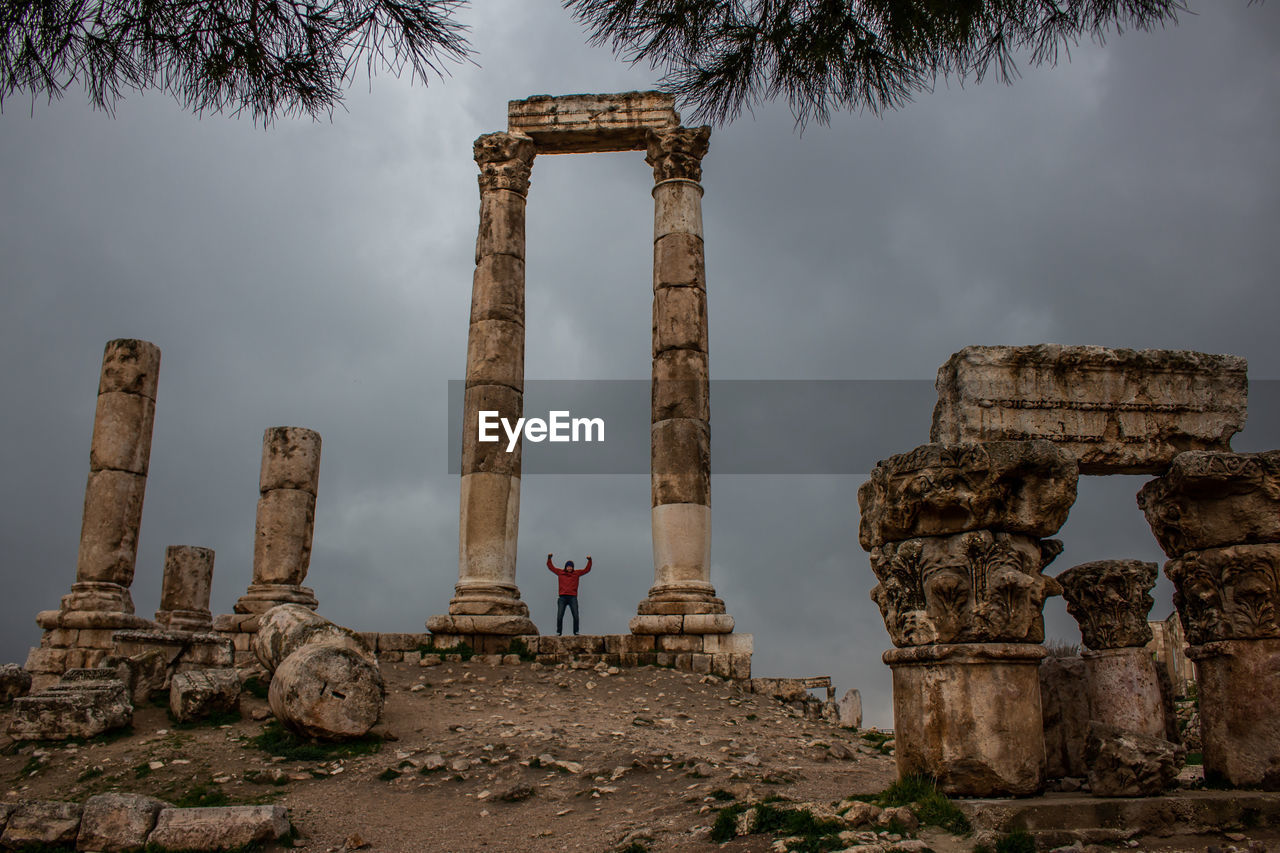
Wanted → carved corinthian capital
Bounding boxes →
[1166,543,1280,645]
[645,126,711,182]
[1057,560,1157,650]
[474,132,536,195]
[869,530,1063,647]
[1138,450,1280,557]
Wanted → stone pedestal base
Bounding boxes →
[232,583,318,615]
[155,609,213,632]
[1083,646,1167,739]
[1189,638,1280,790]
[425,613,538,636]
[885,643,1048,796]
[27,595,155,686]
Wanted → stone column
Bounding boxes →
[633,125,731,636]
[427,132,538,638]
[860,441,1079,795]
[155,546,215,632]
[28,340,159,681]
[1140,449,1280,789]
[1057,559,1168,739]
[232,427,322,618]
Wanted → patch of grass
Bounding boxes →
[864,775,969,834]
[996,830,1035,853]
[174,784,231,808]
[415,640,474,661]
[745,713,758,721]
[1185,752,1203,766]
[241,675,270,700]
[709,804,746,843]
[708,789,736,801]
[752,804,843,839]
[133,762,154,779]
[860,730,893,746]
[377,768,402,781]
[19,755,45,776]
[504,638,536,662]
[250,720,382,762]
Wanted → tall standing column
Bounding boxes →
[428,132,538,638]
[232,426,322,618]
[633,126,730,633]
[29,340,159,680]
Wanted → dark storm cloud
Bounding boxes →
[1,1,1277,727]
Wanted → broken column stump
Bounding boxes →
[253,604,384,740]
[860,440,1079,796]
[1140,449,1280,790]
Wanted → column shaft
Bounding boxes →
[156,545,215,631]
[429,132,537,637]
[638,126,726,626]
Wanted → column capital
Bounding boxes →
[1057,559,1157,650]
[474,132,536,195]
[645,126,711,183]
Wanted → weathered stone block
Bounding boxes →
[7,679,132,740]
[652,349,709,424]
[1057,560,1157,650]
[702,633,752,654]
[259,426,322,494]
[170,668,241,723]
[470,254,525,326]
[377,633,428,652]
[465,318,525,393]
[886,643,1047,796]
[682,614,735,635]
[1039,655,1090,779]
[629,615,683,635]
[657,634,704,653]
[476,190,527,260]
[147,805,290,852]
[24,646,68,675]
[652,286,708,355]
[1138,450,1280,557]
[253,489,315,586]
[1166,542,1280,645]
[77,469,147,588]
[653,233,705,290]
[673,652,694,671]
[77,792,168,853]
[651,419,710,506]
[98,339,159,400]
[1084,646,1168,740]
[508,92,678,154]
[270,642,384,740]
[90,391,155,475]
[931,345,1247,474]
[870,530,1063,646]
[0,663,32,704]
[0,800,83,849]
[729,653,752,680]
[427,612,536,636]
[540,635,605,654]
[691,653,712,674]
[858,441,1077,550]
[1085,721,1184,796]
[710,653,732,679]
[461,384,523,476]
[253,604,374,672]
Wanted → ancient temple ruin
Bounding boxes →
[861,343,1278,795]
[425,92,749,676]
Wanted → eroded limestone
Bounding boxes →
[1057,560,1157,650]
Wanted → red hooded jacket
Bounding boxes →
[548,556,592,596]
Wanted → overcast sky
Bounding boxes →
[1,2,1277,728]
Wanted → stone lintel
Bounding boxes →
[931,345,1248,475]
[508,92,679,154]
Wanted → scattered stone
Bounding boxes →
[343,832,371,849]
[840,801,883,826]
[77,792,169,853]
[1085,721,1185,796]
[837,688,862,729]
[876,805,918,833]
[147,805,291,851]
[8,677,132,740]
[169,668,241,723]
[0,664,32,704]
[0,800,83,849]
[829,741,855,760]
[499,784,534,802]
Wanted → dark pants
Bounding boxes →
[556,594,580,635]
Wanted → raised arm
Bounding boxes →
[580,556,592,575]
[547,554,561,575]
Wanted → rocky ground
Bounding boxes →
[2,660,1278,853]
